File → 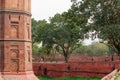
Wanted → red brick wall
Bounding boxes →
[33,56,120,78]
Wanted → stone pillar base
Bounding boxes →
[0,72,39,80]
[2,74,39,80]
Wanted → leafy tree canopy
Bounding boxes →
[73,0,120,55]
[32,10,88,62]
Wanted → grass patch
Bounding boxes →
[38,76,101,80]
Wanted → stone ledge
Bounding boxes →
[0,39,32,42]
[0,74,39,80]
[0,9,31,16]
[0,71,39,80]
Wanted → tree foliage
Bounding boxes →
[32,0,120,62]
[73,0,120,55]
[75,42,109,56]
[32,18,38,44]
[36,13,85,63]
[32,19,49,55]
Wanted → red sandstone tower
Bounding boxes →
[0,0,38,80]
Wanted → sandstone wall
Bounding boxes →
[33,56,120,78]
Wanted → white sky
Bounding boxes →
[31,0,98,45]
[31,0,72,21]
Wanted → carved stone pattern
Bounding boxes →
[11,59,18,72]
[27,26,30,39]
[10,25,18,38]
[10,14,20,21]
[11,45,18,49]
[27,46,30,49]
[27,46,30,62]
[10,44,19,72]
[10,48,19,72]
[26,16,30,39]
[10,45,19,59]
[0,0,38,79]
[27,50,30,62]
[11,49,18,59]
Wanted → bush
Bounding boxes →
[75,42,109,56]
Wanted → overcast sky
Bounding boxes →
[31,0,96,45]
[31,0,72,21]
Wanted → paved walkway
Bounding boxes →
[102,69,120,80]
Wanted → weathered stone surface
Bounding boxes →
[101,69,118,80]
[33,61,120,78]
[2,73,38,80]
[0,0,38,80]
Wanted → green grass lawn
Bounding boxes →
[38,76,101,80]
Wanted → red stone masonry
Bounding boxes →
[33,56,120,78]
[0,0,38,80]
[33,61,119,78]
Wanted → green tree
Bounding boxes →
[72,0,120,55]
[32,19,48,55]
[32,18,48,44]
[75,42,109,56]
[32,18,38,44]
[90,0,120,55]
[36,13,85,63]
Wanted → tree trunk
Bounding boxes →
[65,56,69,63]
[118,50,120,56]
[64,53,69,63]
[115,45,120,56]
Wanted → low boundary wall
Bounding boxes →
[33,56,120,78]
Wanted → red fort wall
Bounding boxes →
[33,56,120,78]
